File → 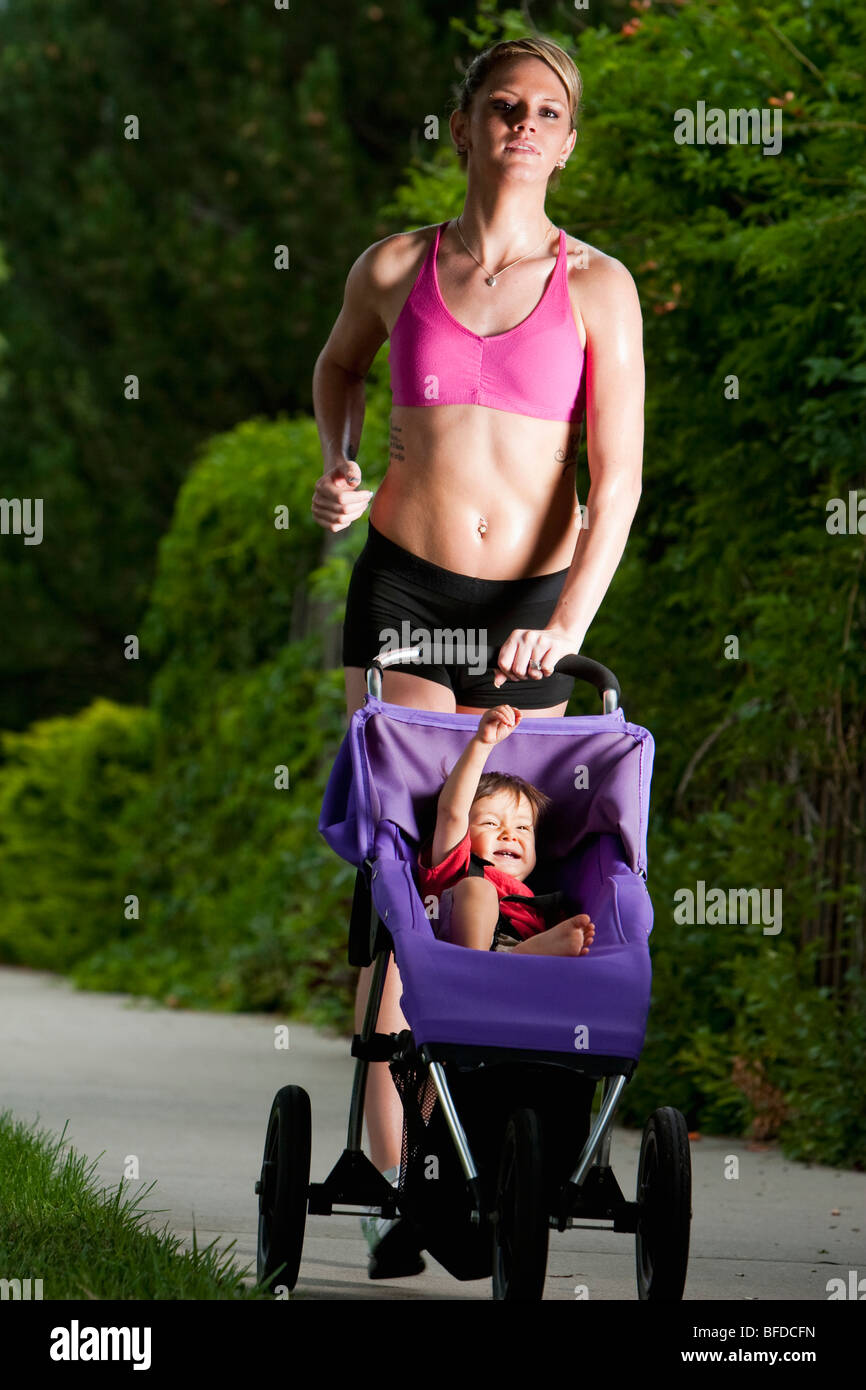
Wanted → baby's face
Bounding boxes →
[468,791,537,880]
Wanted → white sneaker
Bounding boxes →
[359,1165,399,1254]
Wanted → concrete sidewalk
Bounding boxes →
[1,965,862,1300]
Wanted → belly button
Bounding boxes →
[477,516,488,536]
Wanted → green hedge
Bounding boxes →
[73,645,357,1029]
[0,699,156,970]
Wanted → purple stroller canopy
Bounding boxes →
[321,700,652,877]
[319,698,656,1062]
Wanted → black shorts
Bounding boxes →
[341,521,575,709]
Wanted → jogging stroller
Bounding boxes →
[255,646,691,1300]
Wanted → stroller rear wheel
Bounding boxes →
[491,1107,549,1301]
[635,1106,691,1301]
[256,1084,311,1291]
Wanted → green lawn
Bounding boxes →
[0,1110,266,1300]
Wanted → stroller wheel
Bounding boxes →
[635,1107,691,1301]
[256,1085,311,1291]
[491,1107,549,1301]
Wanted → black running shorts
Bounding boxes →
[341,522,575,709]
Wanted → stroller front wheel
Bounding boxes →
[256,1084,311,1291]
[491,1107,549,1301]
[635,1106,691,1301]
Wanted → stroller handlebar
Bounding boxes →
[366,644,621,713]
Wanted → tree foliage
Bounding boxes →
[0,0,475,726]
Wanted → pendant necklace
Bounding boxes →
[454,214,554,287]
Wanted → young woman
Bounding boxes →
[311,35,644,1277]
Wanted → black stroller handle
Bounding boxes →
[479,644,621,711]
[366,643,621,712]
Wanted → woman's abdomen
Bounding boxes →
[373,404,583,579]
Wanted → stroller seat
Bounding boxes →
[319,696,655,1071]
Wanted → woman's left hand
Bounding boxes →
[492,626,580,688]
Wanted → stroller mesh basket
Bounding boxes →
[389,1045,599,1281]
[389,1051,491,1278]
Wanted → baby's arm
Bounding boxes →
[430,706,521,866]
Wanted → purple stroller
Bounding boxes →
[255,646,692,1300]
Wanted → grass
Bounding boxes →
[0,1110,266,1299]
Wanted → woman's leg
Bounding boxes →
[345,664,456,1171]
[341,530,572,1166]
[455,697,568,717]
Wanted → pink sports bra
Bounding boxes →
[389,220,586,424]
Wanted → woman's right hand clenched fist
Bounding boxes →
[311,458,374,532]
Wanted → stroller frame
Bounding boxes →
[322,853,637,1237]
[257,646,692,1299]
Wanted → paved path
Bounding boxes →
[1,966,862,1300]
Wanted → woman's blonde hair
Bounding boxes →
[451,37,582,188]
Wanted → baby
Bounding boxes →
[417,705,596,956]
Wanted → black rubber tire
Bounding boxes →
[491,1107,549,1301]
[635,1106,691,1301]
[256,1085,311,1290]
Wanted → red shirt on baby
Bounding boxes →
[416,830,547,940]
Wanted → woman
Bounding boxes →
[311,35,644,1277]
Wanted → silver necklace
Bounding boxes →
[454,214,554,287]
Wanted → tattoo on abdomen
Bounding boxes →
[389,423,405,463]
[554,432,580,470]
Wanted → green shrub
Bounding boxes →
[0,700,156,969]
[73,644,357,1024]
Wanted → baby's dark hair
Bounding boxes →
[471,771,552,827]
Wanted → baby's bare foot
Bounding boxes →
[513,914,596,957]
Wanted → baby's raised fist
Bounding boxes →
[476,704,522,745]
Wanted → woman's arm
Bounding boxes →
[311,245,389,531]
[493,254,645,684]
[547,255,645,648]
